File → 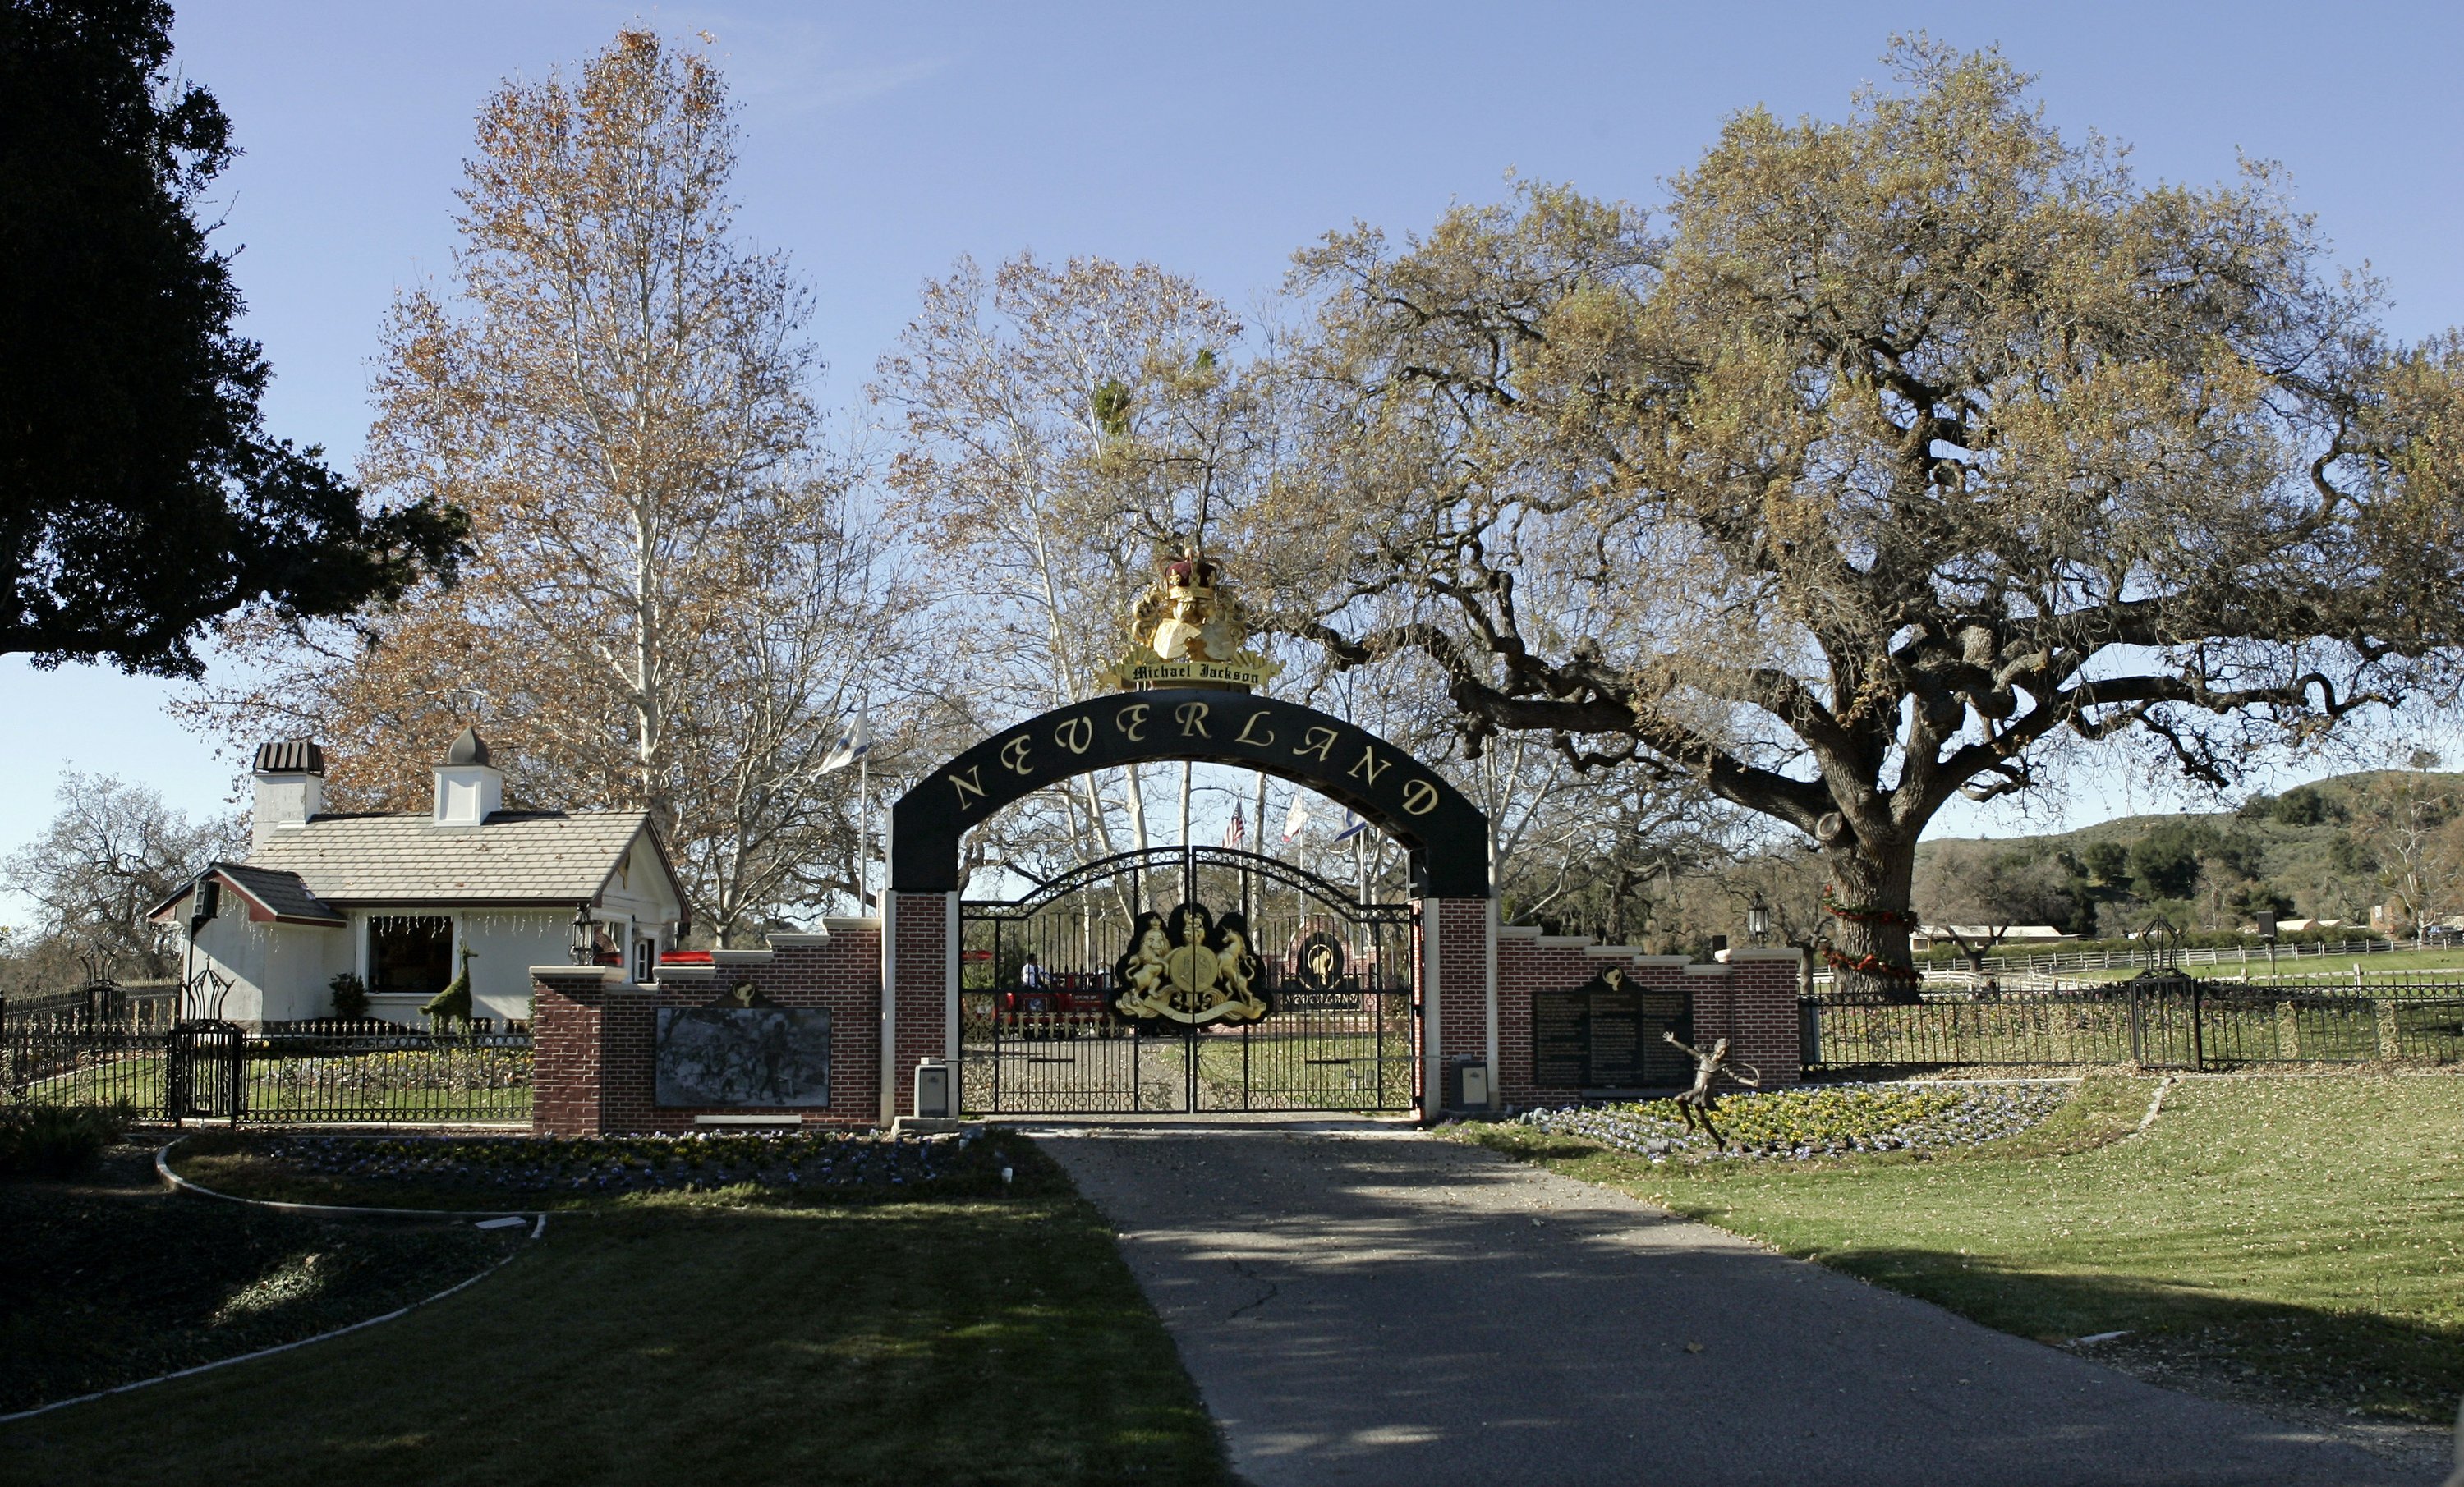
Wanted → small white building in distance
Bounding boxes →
[149,732,688,1027]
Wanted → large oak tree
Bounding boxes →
[0,0,462,675]
[1261,44,2464,997]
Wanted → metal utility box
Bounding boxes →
[914,1058,953,1119]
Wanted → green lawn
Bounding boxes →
[3,1136,1229,1487]
[1464,1074,2464,1421]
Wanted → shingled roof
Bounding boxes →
[214,862,347,925]
[241,810,664,906]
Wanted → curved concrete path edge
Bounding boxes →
[1027,1116,2416,1487]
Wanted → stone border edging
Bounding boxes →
[2126,1075,2177,1138]
[155,1136,545,1222]
[0,1143,548,1426]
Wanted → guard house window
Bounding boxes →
[632,935,655,984]
[370,916,454,998]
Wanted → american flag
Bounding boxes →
[1222,803,1246,848]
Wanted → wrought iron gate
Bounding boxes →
[168,1020,244,1122]
[958,846,1418,1113]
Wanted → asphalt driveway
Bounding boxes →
[1027,1116,2416,1487]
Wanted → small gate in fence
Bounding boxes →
[167,1021,245,1122]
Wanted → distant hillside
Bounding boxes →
[1916,769,2464,932]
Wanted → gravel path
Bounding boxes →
[1028,1116,2420,1487]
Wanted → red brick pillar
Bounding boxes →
[1695,949,1804,1087]
[1419,897,1496,1117]
[531,966,623,1136]
[881,890,953,1126]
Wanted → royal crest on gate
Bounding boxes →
[1114,901,1270,1026]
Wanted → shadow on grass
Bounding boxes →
[0,1141,521,1417]
[2,1136,1230,1487]
[1813,1246,2464,1424]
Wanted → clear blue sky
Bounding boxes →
[5,1,2460,911]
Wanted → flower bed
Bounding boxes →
[1518,1080,2073,1163]
[242,1129,980,1197]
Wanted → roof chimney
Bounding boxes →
[431,727,503,828]
[251,740,325,854]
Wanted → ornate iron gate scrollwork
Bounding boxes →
[958,845,1418,1113]
[168,1021,244,1123]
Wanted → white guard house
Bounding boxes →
[149,732,688,1027]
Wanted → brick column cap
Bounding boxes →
[651,965,716,982]
[765,932,831,947]
[531,966,626,981]
[1497,925,1542,940]
[712,948,776,965]
[1683,963,1734,978]
[821,916,882,933]
[1727,948,1807,965]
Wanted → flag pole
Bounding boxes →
[857,687,871,915]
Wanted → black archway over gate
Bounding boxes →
[890,690,1491,899]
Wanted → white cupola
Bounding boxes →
[430,727,504,828]
[251,740,325,852]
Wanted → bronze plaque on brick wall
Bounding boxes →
[1530,969,1692,1090]
[655,1006,832,1107]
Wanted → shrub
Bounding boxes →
[329,972,370,1021]
[0,1104,131,1178]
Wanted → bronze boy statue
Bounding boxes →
[1662,1031,1762,1150]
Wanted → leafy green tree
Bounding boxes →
[2080,841,2133,888]
[2273,787,2331,827]
[1262,42,2464,999]
[2129,825,2206,900]
[0,0,462,677]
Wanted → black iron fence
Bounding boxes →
[1804,978,2464,1073]
[2,1017,532,1124]
[2,981,181,1030]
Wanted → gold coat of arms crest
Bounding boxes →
[1113,902,1270,1026]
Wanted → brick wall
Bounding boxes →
[1699,950,1803,1096]
[1493,937,1802,1110]
[529,922,886,1136]
[885,891,951,1126]
[1423,897,1493,1111]
[531,971,608,1136]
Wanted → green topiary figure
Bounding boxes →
[421,945,476,1030]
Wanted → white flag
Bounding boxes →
[820,709,871,772]
[1331,810,1368,843]
[1281,792,1312,842]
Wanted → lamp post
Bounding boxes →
[2256,911,2278,982]
[1748,893,1771,949]
[569,903,597,966]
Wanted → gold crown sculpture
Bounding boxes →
[1098,547,1282,693]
